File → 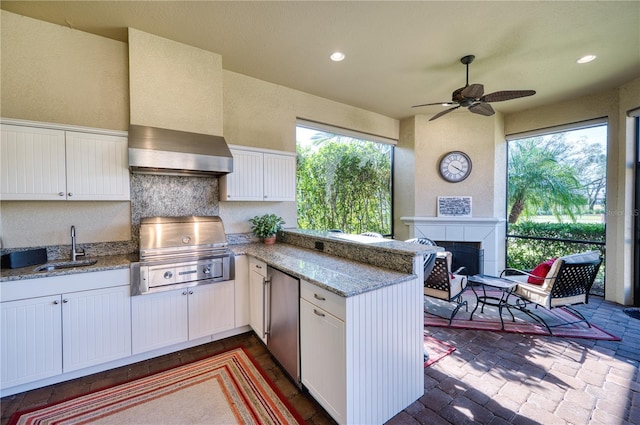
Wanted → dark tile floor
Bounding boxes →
[2,296,639,424]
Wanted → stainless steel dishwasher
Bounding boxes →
[266,266,300,387]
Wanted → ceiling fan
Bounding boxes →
[412,55,536,121]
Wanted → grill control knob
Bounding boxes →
[164,271,173,279]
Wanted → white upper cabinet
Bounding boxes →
[221,146,296,202]
[64,131,130,200]
[221,148,264,201]
[1,125,67,200]
[1,122,130,201]
[263,152,297,201]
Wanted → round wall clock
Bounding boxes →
[438,151,472,182]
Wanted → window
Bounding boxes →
[506,119,607,295]
[296,120,394,235]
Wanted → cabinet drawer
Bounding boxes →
[301,280,345,321]
[249,258,267,278]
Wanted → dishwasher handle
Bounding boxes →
[263,276,271,339]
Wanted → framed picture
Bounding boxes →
[437,196,472,217]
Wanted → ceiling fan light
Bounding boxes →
[330,52,345,62]
[577,54,597,64]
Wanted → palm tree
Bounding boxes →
[508,138,585,223]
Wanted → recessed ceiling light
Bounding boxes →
[330,52,345,62]
[577,55,597,64]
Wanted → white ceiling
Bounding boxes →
[2,1,639,120]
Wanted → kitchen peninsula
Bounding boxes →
[1,230,434,424]
[237,229,432,424]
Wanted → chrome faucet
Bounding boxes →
[70,225,85,261]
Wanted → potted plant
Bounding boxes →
[249,214,285,244]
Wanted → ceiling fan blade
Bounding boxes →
[429,105,461,121]
[412,101,456,108]
[481,90,536,102]
[468,102,495,116]
[461,83,484,99]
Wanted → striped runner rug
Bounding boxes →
[9,347,304,425]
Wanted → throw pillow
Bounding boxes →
[527,258,556,285]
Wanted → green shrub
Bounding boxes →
[507,221,605,277]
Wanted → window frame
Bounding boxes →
[295,119,396,236]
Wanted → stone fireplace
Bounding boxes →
[401,217,506,276]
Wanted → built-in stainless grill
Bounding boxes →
[130,216,233,295]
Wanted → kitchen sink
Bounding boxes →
[34,259,98,272]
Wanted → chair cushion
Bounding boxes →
[540,250,601,291]
[561,250,601,264]
[527,258,556,285]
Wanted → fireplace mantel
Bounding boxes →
[400,216,506,275]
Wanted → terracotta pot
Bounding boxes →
[264,235,276,245]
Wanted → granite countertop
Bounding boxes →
[2,241,420,297]
[232,243,416,297]
[0,254,137,282]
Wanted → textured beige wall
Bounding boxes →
[219,70,400,233]
[128,28,223,136]
[0,11,132,249]
[411,112,501,218]
[1,202,131,247]
[222,70,398,153]
[394,117,417,241]
[0,11,129,130]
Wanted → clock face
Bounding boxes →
[438,151,472,182]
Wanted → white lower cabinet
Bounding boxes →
[0,285,131,389]
[300,277,424,425]
[131,281,235,355]
[188,282,235,340]
[248,258,268,343]
[300,297,346,424]
[1,295,63,388]
[62,286,131,372]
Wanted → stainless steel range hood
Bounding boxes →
[128,125,233,177]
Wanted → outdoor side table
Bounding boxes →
[468,274,519,330]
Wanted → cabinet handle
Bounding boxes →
[263,277,271,338]
[255,264,262,269]
[53,300,59,305]
[313,309,326,317]
[58,192,65,197]
[62,299,69,303]
[314,293,326,301]
[188,290,193,295]
[182,291,188,295]
[67,192,73,197]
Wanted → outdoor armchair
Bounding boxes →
[423,251,469,324]
[501,250,602,334]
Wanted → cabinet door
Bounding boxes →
[300,299,346,424]
[188,281,235,340]
[221,149,263,201]
[131,290,188,355]
[65,131,130,201]
[62,286,132,372]
[249,266,267,344]
[0,124,66,200]
[234,255,250,327]
[0,295,63,389]
[263,153,296,201]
